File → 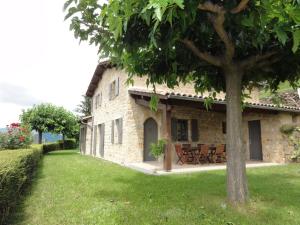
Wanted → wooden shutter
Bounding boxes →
[222,122,226,134]
[171,118,177,141]
[95,94,99,109]
[191,119,199,142]
[109,83,112,100]
[115,78,119,96]
[111,120,114,143]
[118,118,123,144]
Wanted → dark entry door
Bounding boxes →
[144,118,158,161]
[99,124,105,157]
[248,120,263,161]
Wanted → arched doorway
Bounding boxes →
[144,118,158,161]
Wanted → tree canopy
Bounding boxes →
[20,103,79,143]
[75,95,91,117]
[65,0,300,93]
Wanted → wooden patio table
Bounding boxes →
[189,147,200,164]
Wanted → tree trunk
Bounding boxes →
[38,131,43,144]
[225,66,248,204]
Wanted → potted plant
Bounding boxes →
[150,139,166,162]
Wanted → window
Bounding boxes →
[222,122,226,134]
[171,118,188,141]
[116,118,123,144]
[95,93,102,109]
[111,118,123,144]
[109,78,119,100]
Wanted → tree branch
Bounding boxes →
[255,56,281,69]
[181,39,222,67]
[240,51,278,70]
[231,0,250,14]
[198,1,235,62]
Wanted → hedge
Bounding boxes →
[42,139,77,153]
[0,145,43,225]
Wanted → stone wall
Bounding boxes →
[86,68,129,164]
[243,112,299,163]
[83,67,297,165]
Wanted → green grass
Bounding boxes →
[7,150,300,225]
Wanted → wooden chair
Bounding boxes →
[198,144,210,163]
[175,144,190,165]
[182,144,191,151]
[212,144,226,163]
[182,144,193,159]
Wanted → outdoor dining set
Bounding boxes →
[175,144,226,165]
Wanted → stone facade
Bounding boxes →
[81,67,299,165]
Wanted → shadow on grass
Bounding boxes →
[5,160,45,225]
[6,151,300,225]
[45,150,78,156]
[89,165,300,224]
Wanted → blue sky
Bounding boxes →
[0,0,102,127]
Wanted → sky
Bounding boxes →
[0,0,102,127]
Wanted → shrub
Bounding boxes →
[42,139,77,153]
[280,125,300,161]
[42,143,60,154]
[0,145,43,224]
[150,139,166,159]
[61,139,77,149]
[0,123,32,150]
[280,124,296,135]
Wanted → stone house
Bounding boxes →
[80,61,300,171]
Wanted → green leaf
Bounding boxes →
[150,95,159,112]
[241,14,254,27]
[172,0,184,9]
[154,5,162,21]
[292,29,300,53]
[275,27,288,45]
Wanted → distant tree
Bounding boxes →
[75,95,91,117]
[21,104,80,144]
[54,107,80,141]
[20,104,57,144]
[65,0,300,204]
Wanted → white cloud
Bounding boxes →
[0,0,101,127]
[0,82,41,106]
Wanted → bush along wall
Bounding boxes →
[0,145,43,225]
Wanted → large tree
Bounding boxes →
[21,103,79,143]
[75,95,91,117]
[54,106,80,141]
[20,103,57,144]
[65,0,300,203]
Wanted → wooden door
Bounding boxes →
[99,124,105,157]
[248,120,263,161]
[144,118,158,161]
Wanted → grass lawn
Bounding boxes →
[7,150,300,225]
